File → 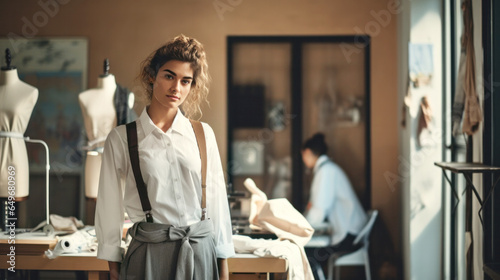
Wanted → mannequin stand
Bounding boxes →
[0,133,54,235]
[24,138,54,236]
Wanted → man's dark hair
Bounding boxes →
[302,133,328,156]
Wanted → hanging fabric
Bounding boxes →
[114,83,133,126]
[451,0,482,136]
[417,95,433,148]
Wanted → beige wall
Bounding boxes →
[0,0,401,276]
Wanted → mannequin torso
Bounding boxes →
[78,74,118,148]
[78,74,118,199]
[0,69,39,198]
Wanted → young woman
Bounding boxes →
[95,35,234,280]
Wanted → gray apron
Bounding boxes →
[120,220,218,280]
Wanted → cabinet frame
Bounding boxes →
[227,35,371,211]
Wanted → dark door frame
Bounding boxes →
[482,0,500,277]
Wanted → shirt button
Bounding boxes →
[167,142,171,146]
[180,213,184,217]
[177,195,181,200]
[174,178,178,182]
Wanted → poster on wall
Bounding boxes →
[0,38,88,174]
[409,43,434,89]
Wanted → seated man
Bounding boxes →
[301,133,367,279]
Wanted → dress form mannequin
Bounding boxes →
[79,59,135,199]
[0,49,39,198]
[79,61,117,199]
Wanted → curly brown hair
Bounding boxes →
[139,35,210,119]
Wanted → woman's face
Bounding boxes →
[301,148,318,169]
[151,60,194,111]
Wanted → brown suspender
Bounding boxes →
[126,122,153,222]
[126,120,208,223]
[189,120,208,221]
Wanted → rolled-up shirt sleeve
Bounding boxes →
[95,128,127,262]
[204,123,235,259]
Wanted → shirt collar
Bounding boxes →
[138,107,191,137]
[313,155,329,173]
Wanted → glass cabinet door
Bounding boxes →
[301,42,368,207]
[227,36,370,212]
[229,42,293,201]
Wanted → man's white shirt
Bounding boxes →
[306,155,367,245]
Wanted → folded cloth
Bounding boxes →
[233,235,314,280]
[257,198,314,247]
[245,178,268,226]
[50,214,84,232]
[243,178,315,279]
[244,178,314,246]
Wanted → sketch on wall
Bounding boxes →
[409,43,435,150]
[0,38,88,173]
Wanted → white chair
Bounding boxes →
[327,210,378,280]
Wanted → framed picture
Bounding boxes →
[0,38,88,174]
[232,140,264,175]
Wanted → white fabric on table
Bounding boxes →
[233,235,314,280]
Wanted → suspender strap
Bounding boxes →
[125,120,207,223]
[189,120,208,221]
[126,122,153,223]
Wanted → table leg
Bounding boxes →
[463,172,483,205]
[442,170,461,215]
[465,173,473,280]
[479,173,500,221]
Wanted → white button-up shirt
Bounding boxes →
[305,155,367,245]
[95,108,235,262]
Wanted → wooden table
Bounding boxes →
[0,236,287,280]
[0,252,108,280]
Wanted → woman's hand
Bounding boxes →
[217,258,229,280]
[108,261,121,280]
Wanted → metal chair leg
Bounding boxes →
[327,256,334,280]
[364,252,371,280]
